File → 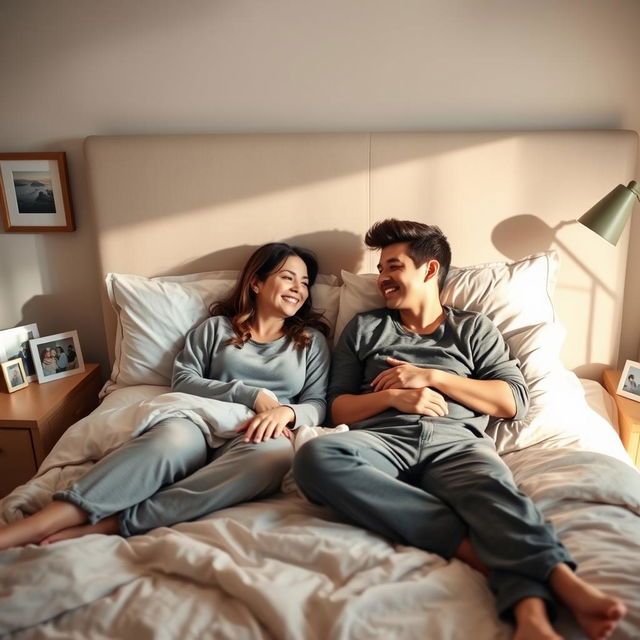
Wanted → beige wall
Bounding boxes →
[1,0,639,376]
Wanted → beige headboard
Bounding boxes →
[85,131,638,379]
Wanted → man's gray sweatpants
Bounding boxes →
[293,420,574,619]
[54,417,293,536]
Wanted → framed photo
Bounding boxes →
[1,358,29,393]
[616,359,640,402]
[0,152,75,232]
[29,330,84,384]
[0,323,40,382]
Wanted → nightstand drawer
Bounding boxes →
[0,428,37,497]
[39,387,100,458]
[624,424,640,467]
[0,364,102,496]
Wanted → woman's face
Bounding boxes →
[253,255,310,319]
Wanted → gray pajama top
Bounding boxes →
[328,306,529,435]
[172,316,330,427]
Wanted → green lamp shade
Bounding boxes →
[578,180,639,246]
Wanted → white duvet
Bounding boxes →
[1,383,640,640]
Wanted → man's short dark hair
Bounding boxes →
[365,219,452,290]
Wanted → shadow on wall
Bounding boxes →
[163,230,365,277]
[491,214,615,378]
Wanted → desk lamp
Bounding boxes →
[578,180,640,245]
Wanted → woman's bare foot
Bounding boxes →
[0,501,87,551]
[455,537,489,576]
[39,514,120,545]
[549,564,626,640]
[513,597,563,640]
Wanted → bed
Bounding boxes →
[1,131,640,639]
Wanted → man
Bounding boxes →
[56,346,68,372]
[19,341,34,377]
[294,219,625,640]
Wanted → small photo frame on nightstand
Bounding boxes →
[1,358,29,393]
[29,330,85,384]
[616,359,640,402]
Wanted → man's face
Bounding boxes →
[376,242,432,310]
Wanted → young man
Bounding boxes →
[294,219,625,640]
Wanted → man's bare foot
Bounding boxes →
[513,597,563,640]
[550,564,626,640]
[39,514,120,545]
[0,501,87,551]
[455,537,489,576]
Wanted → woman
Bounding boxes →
[41,348,57,376]
[0,243,330,550]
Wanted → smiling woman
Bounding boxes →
[0,242,331,551]
[251,257,310,341]
[208,242,328,349]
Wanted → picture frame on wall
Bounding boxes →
[0,323,40,382]
[0,152,75,232]
[29,330,84,384]
[616,359,640,403]
[1,358,29,393]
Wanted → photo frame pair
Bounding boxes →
[616,360,640,402]
[0,325,84,391]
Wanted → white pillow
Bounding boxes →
[334,251,559,341]
[441,251,558,338]
[486,321,581,453]
[106,271,340,389]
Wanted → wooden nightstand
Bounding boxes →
[0,363,102,497]
[602,369,640,468]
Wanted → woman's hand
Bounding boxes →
[371,357,432,392]
[254,390,281,413]
[238,406,295,443]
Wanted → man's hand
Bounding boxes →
[237,406,295,443]
[371,357,432,392]
[388,387,448,417]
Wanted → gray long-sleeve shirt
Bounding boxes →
[328,306,529,435]
[172,316,330,427]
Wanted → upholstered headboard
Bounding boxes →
[85,131,638,378]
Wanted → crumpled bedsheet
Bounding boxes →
[1,388,640,639]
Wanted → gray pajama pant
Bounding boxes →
[293,419,574,619]
[54,417,293,536]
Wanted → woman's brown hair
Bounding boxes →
[210,243,329,349]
